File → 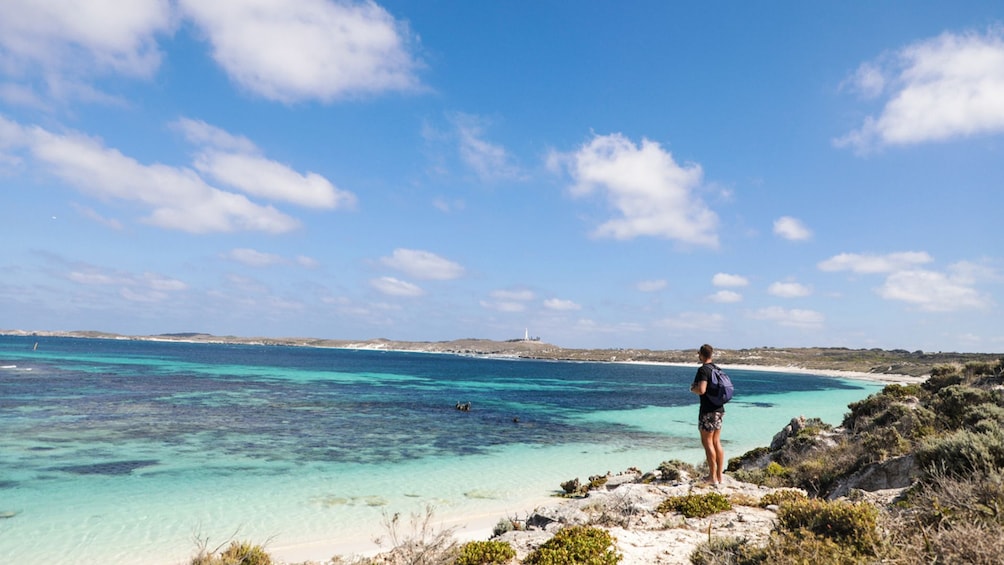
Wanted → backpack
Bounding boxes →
[707,365,734,407]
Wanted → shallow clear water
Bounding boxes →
[0,336,882,564]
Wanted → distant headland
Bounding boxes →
[4,329,1000,378]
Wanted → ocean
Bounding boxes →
[0,335,883,564]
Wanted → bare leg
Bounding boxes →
[711,429,725,483]
[699,429,718,483]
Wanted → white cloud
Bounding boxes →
[773,216,812,241]
[491,289,535,301]
[67,263,187,303]
[296,255,319,269]
[20,123,299,234]
[818,251,933,274]
[712,273,749,287]
[544,298,581,311]
[878,269,990,312]
[179,0,421,103]
[836,28,1004,151]
[451,113,521,181]
[480,300,525,313]
[226,248,284,267]
[768,281,811,298]
[370,276,423,297]
[751,306,824,329]
[843,61,886,98]
[177,118,356,210]
[0,0,172,79]
[380,249,465,281]
[636,279,668,292]
[555,133,717,246]
[709,290,742,303]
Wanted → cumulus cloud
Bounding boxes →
[544,298,581,311]
[712,273,749,287]
[751,306,824,329]
[773,216,812,241]
[709,290,742,303]
[553,133,717,246]
[370,276,423,297]
[878,269,990,312]
[636,279,668,292]
[176,118,356,210]
[179,0,421,103]
[836,28,1004,151]
[380,249,465,280]
[768,281,812,298]
[0,0,172,79]
[13,120,299,233]
[818,251,933,274]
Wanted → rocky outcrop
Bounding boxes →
[827,454,918,501]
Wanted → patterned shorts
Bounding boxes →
[699,411,724,432]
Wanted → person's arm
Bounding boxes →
[690,380,707,395]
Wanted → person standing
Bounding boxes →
[690,343,725,485]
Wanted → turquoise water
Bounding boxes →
[0,336,883,564]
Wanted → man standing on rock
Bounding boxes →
[690,344,725,485]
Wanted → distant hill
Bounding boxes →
[3,329,999,377]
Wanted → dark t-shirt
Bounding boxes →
[693,363,725,415]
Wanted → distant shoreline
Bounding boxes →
[3,329,999,378]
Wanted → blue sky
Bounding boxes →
[1,1,1002,352]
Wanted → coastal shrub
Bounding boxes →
[859,427,911,463]
[658,459,697,481]
[760,530,869,565]
[523,525,621,565]
[587,474,609,490]
[881,382,923,399]
[916,427,1004,479]
[882,467,1004,563]
[931,384,994,430]
[560,478,584,496]
[689,536,765,565]
[922,369,963,394]
[191,541,273,565]
[788,439,863,496]
[775,498,879,555]
[726,447,770,472]
[758,489,806,508]
[455,540,516,565]
[657,492,732,519]
[374,506,459,565]
[730,461,792,488]
[492,516,522,536]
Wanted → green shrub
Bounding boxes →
[761,530,870,564]
[730,461,792,489]
[191,541,273,565]
[689,536,765,565]
[916,427,1004,478]
[758,489,806,508]
[881,383,923,399]
[727,446,771,472]
[523,525,621,565]
[788,439,864,496]
[931,385,994,430]
[657,492,732,518]
[658,459,697,481]
[922,370,963,394]
[455,540,516,565]
[859,426,911,463]
[775,498,879,555]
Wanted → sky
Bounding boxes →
[1,1,1003,353]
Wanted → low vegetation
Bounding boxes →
[522,526,621,565]
[707,358,1004,564]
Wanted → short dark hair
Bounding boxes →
[699,344,714,360]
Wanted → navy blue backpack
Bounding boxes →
[707,365,734,407]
